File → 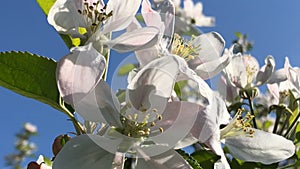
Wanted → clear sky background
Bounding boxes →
[1,0,300,168]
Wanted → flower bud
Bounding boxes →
[27,161,40,169]
[52,135,71,156]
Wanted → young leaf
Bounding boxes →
[118,64,136,76]
[36,0,74,48]
[0,51,66,113]
[36,0,56,15]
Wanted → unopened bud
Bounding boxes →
[27,162,40,169]
[52,135,71,156]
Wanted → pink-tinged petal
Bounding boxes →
[225,129,295,164]
[102,0,141,33]
[142,0,164,30]
[188,32,225,70]
[267,83,280,103]
[256,55,275,86]
[47,0,85,37]
[73,80,122,126]
[150,101,203,149]
[218,74,239,103]
[224,54,248,88]
[102,27,160,53]
[136,150,192,169]
[53,135,116,169]
[56,44,105,105]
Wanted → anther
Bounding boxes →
[156,114,162,121]
[159,127,164,133]
[150,122,156,127]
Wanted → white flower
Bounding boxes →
[48,0,141,38]
[27,155,52,169]
[37,155,52,169]
[268,57,300,104]
[133,0,230,80]
[177,93,295,169]
[54,54,213,169]
[182,0,215,27]
[223,54,286,89]
[24,122,37,133]
[48,0,160,53]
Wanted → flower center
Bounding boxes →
[77,0,113,34]
[220,109,255,139]
[171,34,200,61]
[243,55,258,85]
[117,112,163,138]
[279,90,290,104]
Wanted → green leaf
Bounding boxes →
[36,0,56,15]
[176,150,203,169]
[191,149,220,169]
[36,0,74,48]
[234,32,243,39]
[117,64,136,76]
[0,51,66,113]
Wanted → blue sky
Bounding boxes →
[1,0,300,168]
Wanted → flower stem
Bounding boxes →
[284,110,300,138]
[246,96,257,128]
[103,32,112,81]
[59,96,85,135]
[273,109,282,134]
[278,113,290,135]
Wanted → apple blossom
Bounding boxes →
[54,54,216,169]
[133,0,231,80]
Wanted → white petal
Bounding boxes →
[218,74,239,103]
[73,80,122,126]
[256,55,275,86]
[225,129,295,164]
[150,101,203,149]
[188,32,225,70]
[135,46,160,67]
[56,44,106,105]
[191,94,231,143]
[204,134,231,169]
[53,135,115,169]
[267,68,287,84]
[102,0,141,33]
[194,49,232,79]
[127,56,180,112]
[103,27,159,53]
[136,150,192,169]
[47,0,85,37]
[224,54,248,88]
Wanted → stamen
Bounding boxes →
[220,109,255,139]
[171,33,200,61]
[76,1,113,34]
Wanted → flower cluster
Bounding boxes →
[5,0,300,169]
